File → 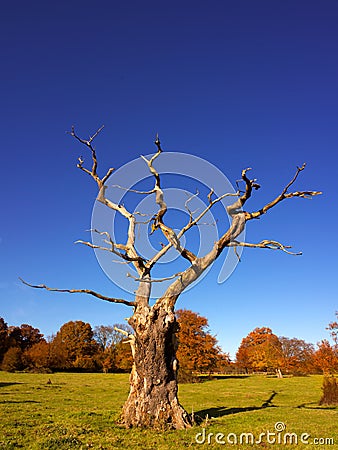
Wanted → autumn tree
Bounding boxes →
[94,324,132,350]
[7,324,44,351]
[215,352,232,374]
[1,347,23,372]
[94,325,115,352]
[236,327,281,373]
[320,376,338,405]
[176,309,224,376]
[114,341,133,372]
[0,317,9,363]
[22,127,320,429]
[317,317,338,405]
[312,314,338,375]
[327,311,338,347]
[23,341,51,371]
[51,321,99,370]
[313,340,338,374]
[94,323,133,372]
[277,336,314,375]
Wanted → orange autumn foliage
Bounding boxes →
[176,309,228,374]
[236,327,281,372]
[313,340,338,374]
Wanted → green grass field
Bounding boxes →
[0,372,337,449]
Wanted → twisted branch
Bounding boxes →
[227,168,260,216]
[142,136,197,264]
[228,239,302,255]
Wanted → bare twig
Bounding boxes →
[207,189,214,204]
[184,190,199,223]
[70,125,105,185]
[154,133,163,152]
[102,168,115,185]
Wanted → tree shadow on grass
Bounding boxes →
[297,402,338,410]
[0,382,24,388]
[194,391,278,423]
[0,400,40,404]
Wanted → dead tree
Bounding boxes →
[22,127,321,429]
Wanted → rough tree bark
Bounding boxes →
[122,300,190,428]
[22,127,321,429]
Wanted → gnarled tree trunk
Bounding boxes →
[121,303,191,429]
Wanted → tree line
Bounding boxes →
[236,323,338,376]
[1,311,337,376]
[0,310,228,376]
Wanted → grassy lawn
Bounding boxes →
[0,372,337,449]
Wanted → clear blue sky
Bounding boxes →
[0,0,337,358]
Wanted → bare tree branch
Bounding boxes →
[75,240,146,264]
[69,127,145,276]
[114,326,136,358]
[76,239,147,264]
[178,191,239,236]
[245,163,322,220]
[114,326,134,337]
[228,239,302,255]
[153,162,321,310]
[141,136,197,264]
[227,167,260,216]
[111,184,155,195]
[217,163,321,253]
[127,271,183,283]
[70,125,105,186]
[146,191,239,270]
[184,190,199,223]
[102,168,115,185]
[19,278,135,307]
[78,229,147,265]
